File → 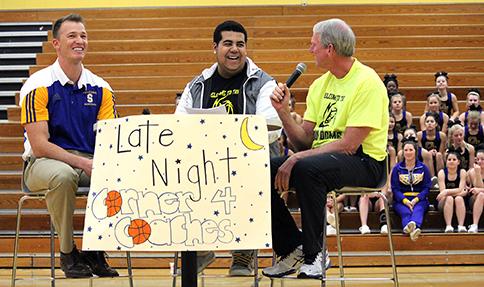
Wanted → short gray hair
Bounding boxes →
[313,19,355,57]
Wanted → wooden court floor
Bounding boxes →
[2,265,484,287]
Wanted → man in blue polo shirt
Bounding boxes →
[20,14,118,278]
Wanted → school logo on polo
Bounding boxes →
[84,92,97,107]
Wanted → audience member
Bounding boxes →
[434,71,459,121]
[390,93,412,135]
[467,145,484,233]
[417,112,446,178]
[464,110,484,150]
[447,123,475,171]
[420,92,449,134]
[399,127,435,177]
[459,88,482,125]
[383,73,399,97]
[262,18,388,279]
[391,138,431,241]
[19,14,118,278]
[437,150,468,233]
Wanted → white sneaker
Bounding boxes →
[349,206,358,212]
[468,224,478,233]
[262,245,304,278]
[327,212,336,227]
[444,225,454,233]
[403,221,416,234]
[457,225,467,233]
[359,225,371,234]
[326,225,337,236]
[380,224,388,234]
[297,251,331,279]
[410,228,421,241]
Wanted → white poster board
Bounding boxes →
[82,114,272,251]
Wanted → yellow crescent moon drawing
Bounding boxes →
[240,117,264,151]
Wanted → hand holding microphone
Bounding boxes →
[271,62,307,105]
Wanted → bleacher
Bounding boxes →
[0,3,483,269]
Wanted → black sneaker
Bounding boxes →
[81,251,119,277]
[60,247,93,278]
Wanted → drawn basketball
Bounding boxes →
[128,219,151,245]
[105,190,122,217]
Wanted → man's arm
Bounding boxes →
[273,125,371,191]
[26,121,93,176]
[271,82,314,150]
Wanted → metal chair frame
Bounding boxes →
[12,173,134,287]
[270,157,398,287]
[171,250,260,287]
[323,156,399,287]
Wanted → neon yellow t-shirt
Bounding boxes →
[303,58,388,161]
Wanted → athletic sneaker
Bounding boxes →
[410,228,421,241]
[380,224,389,234]
[457,225,468,233]
[444,225,454,233]
[359,225,371,234]
[326,224,337,236]
[229,250,255,276]
[403,221,416,234]
[262,245,304,278]
[297,251,331,279]
[468,224,478,233]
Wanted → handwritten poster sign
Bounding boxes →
[82,114,272,251]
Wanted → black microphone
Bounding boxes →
[286,62,307,88]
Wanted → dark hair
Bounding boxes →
[53,14,85,39]
[434,71,449,80]
[468,88,481,97]
[213,20,247,44]
[476,143,484,154]
[383,74,399,88]
[446,146,462,162]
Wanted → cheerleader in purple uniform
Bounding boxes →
[391,138,432,241]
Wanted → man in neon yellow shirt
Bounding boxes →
[263,18,388,279]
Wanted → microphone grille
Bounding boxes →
[296,62,307,74]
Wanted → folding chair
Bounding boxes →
[324,156,399,287]
[171,251,260,287]
[11,166,134,287]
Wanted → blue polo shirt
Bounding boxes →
[20,59,118,159]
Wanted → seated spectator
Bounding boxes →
[390,93,412,135]
[447,122,475,171]
[326,194,345,235]
[399,127,435,177]
[391,138,431,241]
[383,73,399,97]
[437,149,468,232]
[464,110,484,150]
[417,112,446,179]
[420,92,449,134]
[388,113,403,155]
[467,145,484,233]
[434,71,459,122]
[358,185,390,234]
[459,88,482,125]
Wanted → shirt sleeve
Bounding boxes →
[98,87,118,120]
[20,86,49,125]
[390,165,406,203]
[346,82,387,129]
